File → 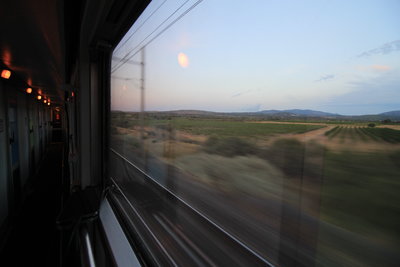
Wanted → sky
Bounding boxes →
[111,0,400,115]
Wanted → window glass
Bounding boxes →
[110,0,400,266]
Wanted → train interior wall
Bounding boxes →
[0,1,150,266]
[0,79,54,243]
[0,82,9,232]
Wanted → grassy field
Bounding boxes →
[146,118,325,137]
[321,150,400,240]
[317,150,400,266]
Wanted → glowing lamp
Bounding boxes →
[71,92,74,97]
[47,102,50,106]
[26,88,33,94]
[37,95,42,100]
[44,99,47,103]
[1,70,11,79]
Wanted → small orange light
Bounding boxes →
[1,70,11,79]
[38,89,42,94]
[47,102,50,106]
[37,95,42,100]
[26,88,33,94]
[44,99,47,103]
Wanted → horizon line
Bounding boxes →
[110,108,400,117]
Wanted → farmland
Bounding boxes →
[325,125,400,143]
[112,116,325,137]
[110,111,400,266]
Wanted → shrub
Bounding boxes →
[203,136,259,157]
[368,123,376,128]
[261,139,305,177]
[124,135,142,149]
[110,126,119,135]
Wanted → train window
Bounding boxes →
[109,0,400,266]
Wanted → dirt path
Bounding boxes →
[248,120,329,126]
[283,125,333,141]
[377,125,400,130]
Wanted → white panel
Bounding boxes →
[99,199,142,267]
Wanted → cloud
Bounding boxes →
[356,64,391,72]
[231,92,245,98]
[357,40,400,58]
[320,72,400,115]
[231,89,254,98]
[315,74,335,82]
[371,65,391,71]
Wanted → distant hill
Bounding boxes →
[352,110,400,121]
[256,109,281,114]
[258,109,339,117]
[113,109,400,121]
[379,110,400,117]
[165,109,339,118]
[163,110,218,115]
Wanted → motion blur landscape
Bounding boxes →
[110,109,400,266]
[110,0,400,266]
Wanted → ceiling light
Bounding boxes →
[1,70,11,79]
[44,99,47,103]
[37,95,42,100]
[26,88,32,94]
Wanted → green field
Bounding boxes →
[317,150,400,266]
[111,112,326,137]
[321,150,400,239]
[149,118,324,137]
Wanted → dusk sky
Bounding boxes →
[111,0,400,115]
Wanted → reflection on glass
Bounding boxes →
[110,0,400,266]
